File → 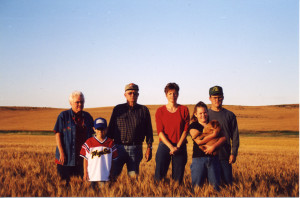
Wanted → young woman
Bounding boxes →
[189,101,226,191]
[154,83,190,184]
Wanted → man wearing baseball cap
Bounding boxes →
[208,85,240,185]
[107,83,154,178]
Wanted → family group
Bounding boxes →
[54,83,239,191]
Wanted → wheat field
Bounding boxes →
[0,134,298,197]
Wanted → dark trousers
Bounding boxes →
[57,164,83,185]
[154,141,187,184]
[219,160,233,185]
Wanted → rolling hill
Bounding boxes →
[0,104,298,133]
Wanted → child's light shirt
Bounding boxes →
[80,136,118,181]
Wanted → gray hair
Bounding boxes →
[69,91,85,103]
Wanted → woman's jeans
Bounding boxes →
[154,141,187,184]
[190,156,221,191]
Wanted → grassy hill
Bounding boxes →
[0,104,298,133]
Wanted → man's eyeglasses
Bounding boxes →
[127,92,138,96]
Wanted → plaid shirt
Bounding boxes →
[107,103,153,145]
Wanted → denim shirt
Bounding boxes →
[54,109,94,166]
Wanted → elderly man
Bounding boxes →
[107,83,153,178]
[54,91,94,185]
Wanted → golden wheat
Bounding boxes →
[0,134,298,197]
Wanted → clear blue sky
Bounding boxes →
[0,0,298,108]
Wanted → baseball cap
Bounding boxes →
[209,86,223,96]
[94,117,107,130]
[125,83,139,92]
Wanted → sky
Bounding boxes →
[0,0,299,108]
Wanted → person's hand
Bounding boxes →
[169,146,178,155]
[145,147,152,162]
[83,173,89,182]
[59,152,65,165]
[203,144,216,155]
[229,155,236,164]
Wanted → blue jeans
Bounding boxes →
[112,144,143,177]
[190,156,221,191]
[220,160,233,185]
[154,141,187,184]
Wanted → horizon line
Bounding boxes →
[0,103,299,109]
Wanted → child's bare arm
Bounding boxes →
[83,159,89,181]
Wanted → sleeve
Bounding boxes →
[80,142,89,160]
[183,106,190,132]
[107,107,117,139]
[188,122,201,140]
[188,122,197,131]
[231,114,239,156]
[145,107,154,145]
[111,141,118,160]
[155,108,164,136]
[53,112,64,134]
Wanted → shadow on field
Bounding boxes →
[239,130,299,137]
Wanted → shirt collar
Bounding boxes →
[70,108,83,117]
[126,103,139,110]
[94,136,107,144]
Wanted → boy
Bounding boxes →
[208,85,239,185]
[80,117,118,188]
